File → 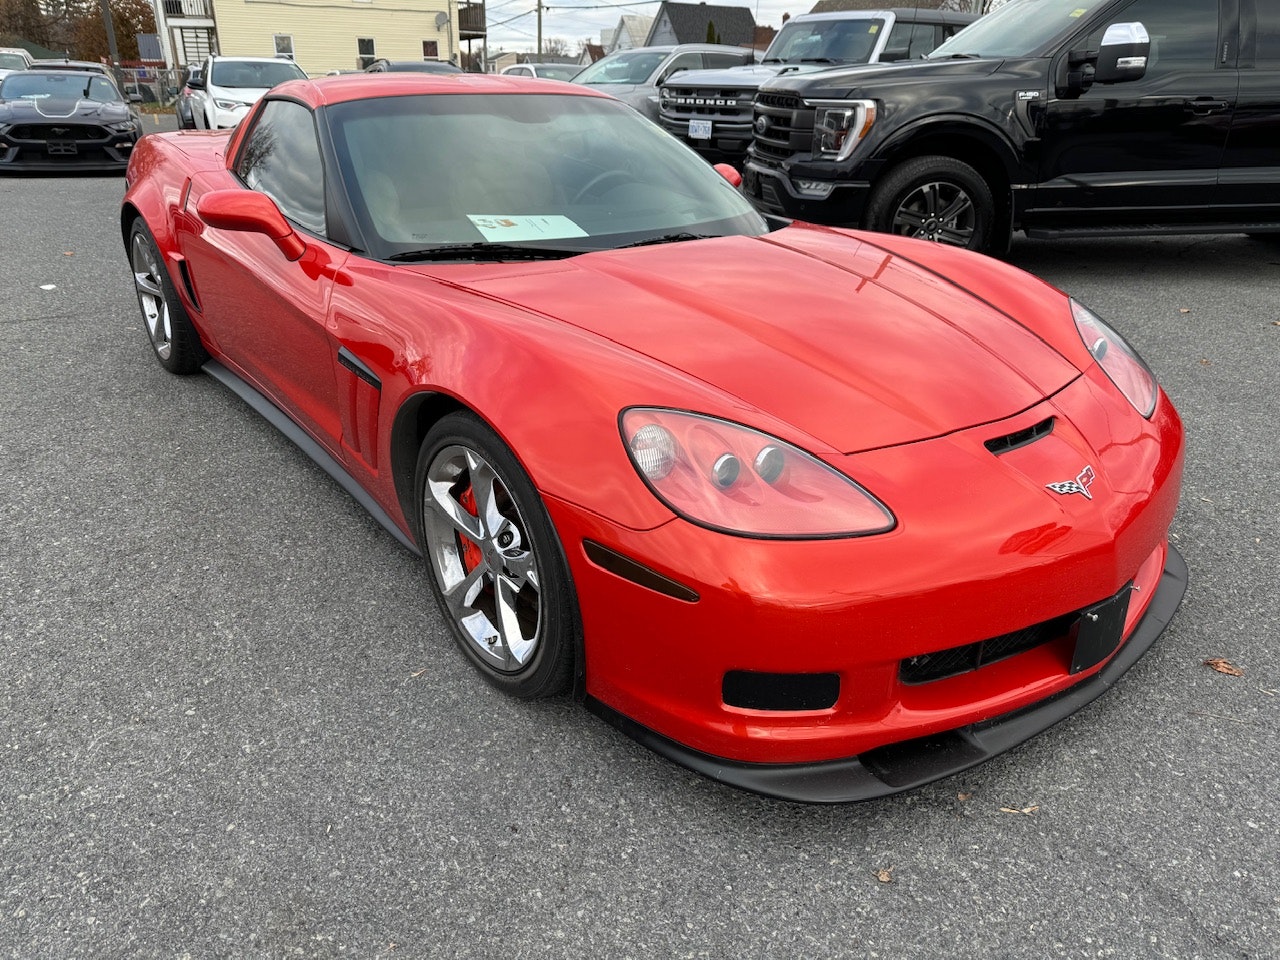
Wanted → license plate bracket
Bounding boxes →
[688,118,712,140]
[1069,584,1132,674]
[47,141,78,156]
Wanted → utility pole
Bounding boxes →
[537,0,543,58]
[98,0,120,64]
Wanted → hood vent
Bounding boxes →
[984,416,1055,455]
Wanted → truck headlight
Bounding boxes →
[807,99,877,162]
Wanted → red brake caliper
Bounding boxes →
[457,485,484,573]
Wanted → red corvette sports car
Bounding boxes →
[121,74,1186,802]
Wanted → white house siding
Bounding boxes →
[212,0,456,75]
[647,14,676,46]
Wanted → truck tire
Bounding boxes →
[866,156,999,254]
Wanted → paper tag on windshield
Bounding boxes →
[467,215,588,242]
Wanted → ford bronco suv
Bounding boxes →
[744,0,1280,254]
[658,8,975,166]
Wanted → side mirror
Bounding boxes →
[128,92,143,103]
[1095,22,1149,84]
[713,163,742,188]
[196,189,306,261]
[186,76,205,89]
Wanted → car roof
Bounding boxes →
[208,55,299,64]
[790,8,976,23]
[32,59,110,71]
[269,73,616,108]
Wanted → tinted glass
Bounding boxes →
[1084,0,1218,69]
[1,72,106,99]
[931,0,1112,58]
[237,99,326,236]
[329,93,766,257]
[1259,4,1280,65]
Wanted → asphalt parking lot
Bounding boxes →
[1,130,1277,957]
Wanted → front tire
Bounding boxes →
[415,412,578,699]
[129,219,208,374]
[866,155,999,253]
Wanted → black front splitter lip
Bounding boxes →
[586,544,1188,804]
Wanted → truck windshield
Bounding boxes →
[929,0,1109,59]
[763,18,887,65]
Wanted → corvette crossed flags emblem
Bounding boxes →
[1047,465,1097,500]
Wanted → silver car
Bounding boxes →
[573,44,756,121]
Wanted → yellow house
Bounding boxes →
[204,0,487,75]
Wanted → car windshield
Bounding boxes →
[211,59,306,88]
[535,64,581,80]
[0,72,121,102]
[573,51,667,85]
[329,92,768,258]
[763,18,886,64]
[929,0,1110,59]
[0,53,28,70]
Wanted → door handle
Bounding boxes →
[1184,99,1230,114]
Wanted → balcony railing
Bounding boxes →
[458,1,486,40]
[163,0,214,19]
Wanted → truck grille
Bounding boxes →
[10,124,109,142]
[661,85,753,122]
[751,91,813,166]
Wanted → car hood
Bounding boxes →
[663,62,846,88]
[764,56,1002,99]
[429,226,1080,453]
[0,97,131,122]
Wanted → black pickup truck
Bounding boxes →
[744,0,1280,254]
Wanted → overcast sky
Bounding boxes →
[481,0,807,55]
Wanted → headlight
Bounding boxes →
[807,99,876,162]
[214,99,245,110]
[1071,300,1158,418]
[621,408,896,538]
[107,120,137,133]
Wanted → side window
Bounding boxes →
[1088,0,1218,75]
[704,51,751,69]
[357,38,376,70]
[884,22,938,60]
[237,99,327,237]
[661,52,704,82]
[1256,5,1280,66]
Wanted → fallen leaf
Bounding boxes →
[1000,805,1039,816]
[1272,321,1280,326]
[63,251,74,256]
[875,867,893,883]
[1178,307,1191,314]
[409,668,428,679]
[1204,657,1244,677]
[1198,358,1212,365]
[957,792,972,802]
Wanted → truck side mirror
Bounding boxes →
[1094,22,1150,84]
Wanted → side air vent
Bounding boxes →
[984,416,1055,455]
[723,670,839,711]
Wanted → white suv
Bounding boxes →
[0,47,34,82]
[188,55,307,130]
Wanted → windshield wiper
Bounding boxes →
[387,242,582,263]
[799,57,839,64]
[615,232,721,249]
[929,53,982,60]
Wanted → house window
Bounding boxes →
[357,37,375,70]
[274,34,294,59]
[422,40,439,60]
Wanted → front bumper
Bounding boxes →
[588,544,1186,802]
[549,369,1184,796]
[743,158,874,225]
[0,131,136,172]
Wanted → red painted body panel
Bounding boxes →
[120,77,1186,783]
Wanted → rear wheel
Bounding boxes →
[129,219,207,374]
[415,412,578,699]
[866,155,1000,254]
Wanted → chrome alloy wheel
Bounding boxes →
[892,180,977,247]
[131,232,172,360]
[423,444,542,673]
